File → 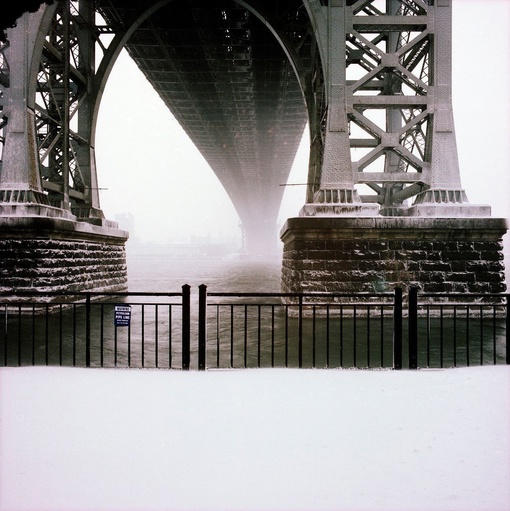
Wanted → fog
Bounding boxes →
[95,1,510,247]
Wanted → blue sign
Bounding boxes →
[114,305,131,327]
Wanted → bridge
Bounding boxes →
[0,0,507,296]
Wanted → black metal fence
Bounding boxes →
[408,288,509,369]
[201,286,399,369]
[0,287,191,369]
[1,286,509,369]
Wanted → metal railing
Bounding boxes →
[1,286,509,369]
[409,288,510,369]
[200,285,399,369]
[1,287,191,369]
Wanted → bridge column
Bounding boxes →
[0,10,58,215]
[300,1,379,217]
[406,1,489,217]
[0,7,128,295]
[281,0,507,295]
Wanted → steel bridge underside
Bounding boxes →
[100,0,308,252]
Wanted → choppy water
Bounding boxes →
[126,251,283,293]
[2,248,507,369]
[125,249,508,369]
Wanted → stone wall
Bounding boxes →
[0,217,128,294]
[281,217,508,295]
[0,238,127,293]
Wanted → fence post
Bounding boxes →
[393,287,403,370]
[182,284,191,370]
[85,293,91,367]
[198,284,207,370]
[298,295,303,368]
[506,294,510,365]
[408,286,418,369]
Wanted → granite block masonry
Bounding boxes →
[0,216,128,294]
[281,217,508,295]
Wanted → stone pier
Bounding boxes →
[0,216,128,294]
[281,217,507,295]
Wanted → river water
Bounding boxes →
[126,247,510,293]
[126,249,283,294]
[2,247,507,369]
[124,247,507,370]
[2,249,397,369]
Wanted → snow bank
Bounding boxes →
[1,366,509,511]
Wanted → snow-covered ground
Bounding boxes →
[1,366,509,511]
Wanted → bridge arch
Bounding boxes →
[1,0,490,231]
[17,0,316,255]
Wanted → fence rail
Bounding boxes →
[1,287,191,369]
[1,286,509,369]
[201,286,399,369]
[409,288,510,369]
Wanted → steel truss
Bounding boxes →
[345,0,432,211]
[0,0,471,229]
[4,0,314,237]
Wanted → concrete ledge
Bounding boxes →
[281,216,509,242]
[0,215,129,245]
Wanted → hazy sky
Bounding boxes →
[95,1,510,245]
